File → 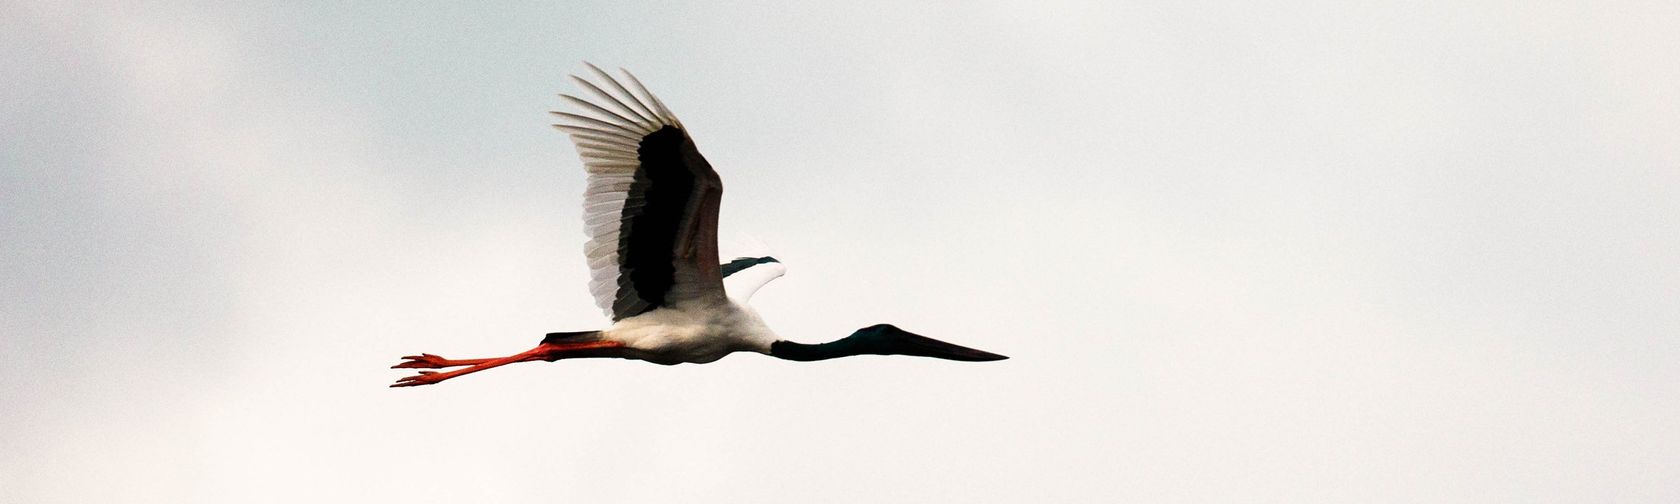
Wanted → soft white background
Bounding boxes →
[3,1,1676,502]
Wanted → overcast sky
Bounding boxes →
[3,1,1677,502]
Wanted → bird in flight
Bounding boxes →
[390,64,1006,387]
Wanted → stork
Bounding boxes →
[390,64,1006,387]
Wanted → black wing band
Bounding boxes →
[720,256,780,277]
[612,126,710,317]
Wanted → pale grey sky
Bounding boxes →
[3,1,1677,502]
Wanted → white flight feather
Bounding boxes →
[554,63,688,320]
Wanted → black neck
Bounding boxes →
[768,325,1008,362]
[769,340,872,362]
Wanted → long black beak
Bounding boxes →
[892,329,1009,362]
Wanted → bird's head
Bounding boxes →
[841,324,1009,361]
[769,324,1008,362]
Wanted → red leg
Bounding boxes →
[389,341,624,388]
[391,354,506,369]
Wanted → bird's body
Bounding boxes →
[391,64,1004,387]
[595,296,775,365]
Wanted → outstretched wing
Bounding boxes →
[554,64,724,321]
[721,256,785,303]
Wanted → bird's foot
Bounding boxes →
[386,341,623,389]
[390,370,447,388]
[391,353,482,369]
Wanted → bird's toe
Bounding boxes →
[390,371,443,388]
[391,353,451,369]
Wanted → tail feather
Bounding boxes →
[542,330,602,345]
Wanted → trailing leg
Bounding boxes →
[389,340,624,387]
